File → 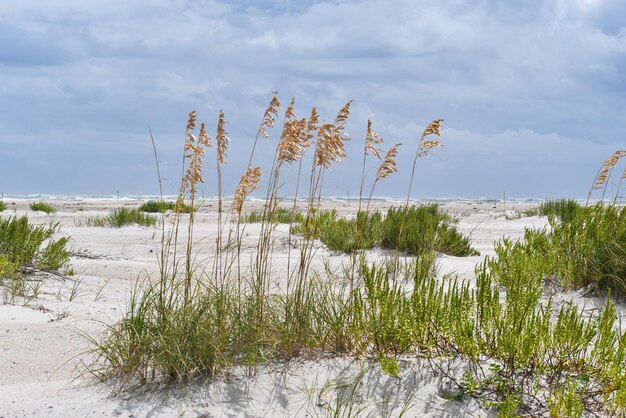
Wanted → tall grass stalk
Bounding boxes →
[396,120,443,269]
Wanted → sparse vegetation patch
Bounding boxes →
[30,202,56,214]
[84,208,157,228]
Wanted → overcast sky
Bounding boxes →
[1,0,625,200]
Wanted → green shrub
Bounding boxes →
[536,199,582,221]
[86,208,157,228]
[0,201,7,212]
[30,202,56,214]
[91,254,626,416]
[243,207,303,224]
[490,204,625,294]
[381,205,478,256]
[292,205,478,257]
[139,200,191,213]
[0,216,69,270]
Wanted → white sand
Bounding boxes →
[0,199,613,417]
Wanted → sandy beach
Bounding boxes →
[0,198,621,417]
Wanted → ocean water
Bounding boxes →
[0,193,568,204]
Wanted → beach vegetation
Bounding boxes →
[290,205,477,257]
[525,198,582,221]
[0,216,70,301]
[0,201,7,212]
[490,203,625,294]
[83,208,157,228]
[139,200,191,213]
[87,96,626,416]
[30,201,56,214]
[243,207,303,224]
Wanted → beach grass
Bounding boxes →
[30,201,56,214]
[139,200,191,213]
[82,208,157,228]
[0,216,70,301]
[86,96,626,417]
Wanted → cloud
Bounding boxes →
[0,0,624,198]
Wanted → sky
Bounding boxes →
[1,0,625,200]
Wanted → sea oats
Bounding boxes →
[216,110,229,165]
[307,108,320,133]
[185,110,197,132]
[365,119,384,160]
[198,122,212,148]
[417,119,444,157]
[376,143,401,180]
[275,98,309,164]
[259,92,281,139]
[278,118,308,164]
[314,101,353,168]
[233,166,262,213]
[593,150,626,190]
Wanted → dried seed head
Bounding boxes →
[376,143,401,180]
[278,118,308,164]
[216,110,229,164]
[314,102,353,168]
[334,100,352,131]
[186,110,197,132]
[593,150,626,189]
[233,166,262,213]
[277,98,309,164]
[304,107,320,146]
[417,119,444,157]
[259,92,281,139]
[198,122,212,148]
[183,143,206,193]
[307,108,319,132]
[285,97,296,121]
[365,118,383,160]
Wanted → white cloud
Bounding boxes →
[0,0,624,197]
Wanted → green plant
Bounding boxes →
[139,200,191,213]
[0,201,7,212]
[491,204,625,294]
[0,216,70,301]
[534,199,582,221]
[88,97,626,417]
[84,208,157,228]
[243,207,303,224]
[30,201,56,214]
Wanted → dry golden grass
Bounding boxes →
[365,118,383,160]
[592,150,625,190]
[416,119,444,157]
[277,99,309,164]
[376,143,401,180]
[588,149,626,203]
[216,110,229,165]
[233,167,262,214]
[314,101,352,168]
[259,93,280,139]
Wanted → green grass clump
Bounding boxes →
[85,208,157,228]
[0,201,7,212]
[381,205,478,256]
[535,198,582,221]
[490,203,625,294]
[0,216,71,300]
[30,202,56,214]
[139,200,191,213]
[243,207,303,224]
[292,205,478,257]
[91,254,626,416]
